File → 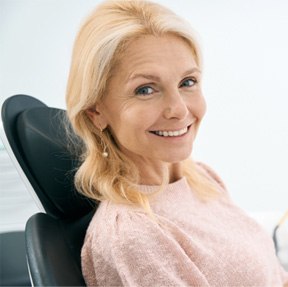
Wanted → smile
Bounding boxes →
[150,126,189,137]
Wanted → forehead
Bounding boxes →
[114,34,198,81]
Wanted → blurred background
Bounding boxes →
[0,0,287,262]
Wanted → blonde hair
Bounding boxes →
[66,0,218,211]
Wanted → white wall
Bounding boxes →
[1,0,288,213]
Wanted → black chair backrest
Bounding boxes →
[25,211,93,286]
[1,95,97,286]
[1,94,95,219]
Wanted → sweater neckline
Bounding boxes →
[137,177,189,194]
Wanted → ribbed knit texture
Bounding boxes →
[82,163,288,286]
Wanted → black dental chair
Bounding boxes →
[1,95,97,286]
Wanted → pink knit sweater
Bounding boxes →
[81,163,288,286]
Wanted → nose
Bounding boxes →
[162,91,189,120]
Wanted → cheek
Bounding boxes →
[201,96,207,118]
[194,95,207,120]
[108,105,152,143]
[189,95,206,135]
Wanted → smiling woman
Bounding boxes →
[65,0,288,286]
[66,0,216,206]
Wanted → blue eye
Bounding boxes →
[180,78,197,88]
[135,86,154,96]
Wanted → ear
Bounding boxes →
[86,104,108,130]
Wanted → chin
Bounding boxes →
[162,150,192,163]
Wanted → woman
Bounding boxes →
[66,0,288,286]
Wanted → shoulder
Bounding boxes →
[83,201,162,253]
[85,201,141,240]
[81,202,151,285]
[81,201,176,273]
[195,161,227,192]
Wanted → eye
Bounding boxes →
[135,85,154,96]
[180,77,197,88]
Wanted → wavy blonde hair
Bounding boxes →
[66,0,219,211]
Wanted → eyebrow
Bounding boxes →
[128,67,201,82]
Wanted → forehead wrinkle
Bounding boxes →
[127,66,201,84]
[128,73,160,82]
[182,67,202,77]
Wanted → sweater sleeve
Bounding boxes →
[82,206,210,287]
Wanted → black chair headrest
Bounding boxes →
[2,95,95,219]
[17,106,95,219]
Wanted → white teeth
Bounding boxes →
[153,127,188,137]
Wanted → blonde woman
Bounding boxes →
[66,0,288,286]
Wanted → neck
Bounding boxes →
[137,162,183,185]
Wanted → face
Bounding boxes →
[89,34,206,182]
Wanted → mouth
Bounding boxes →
[149,125,191,137]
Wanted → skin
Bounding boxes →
[87,34,206,185]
